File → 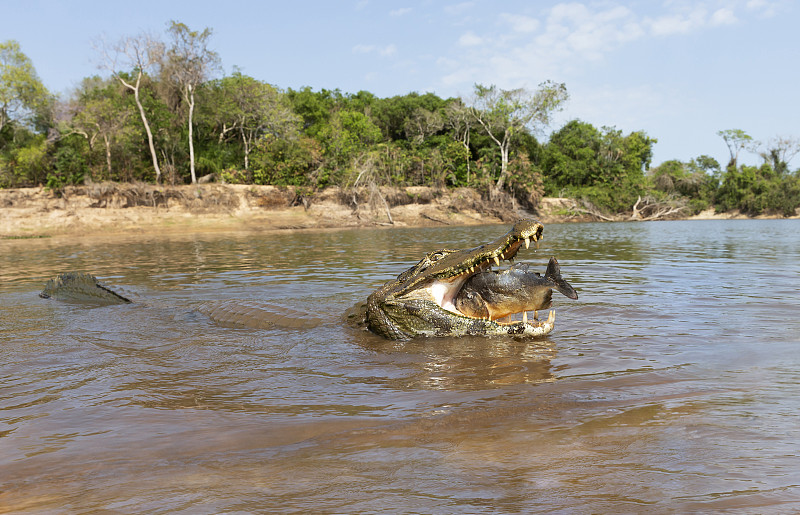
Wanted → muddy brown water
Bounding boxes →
[1,220,799,513]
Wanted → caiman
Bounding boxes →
[40,219,578,339]
[361,219,577,338]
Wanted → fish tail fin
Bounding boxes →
[545,257,579,300]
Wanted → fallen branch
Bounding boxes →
[630,195,688,221]
[570,199,619,221]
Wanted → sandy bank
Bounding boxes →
[0,184,527,239]
[1,184,794,239]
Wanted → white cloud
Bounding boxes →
[525,3,644,63]
[458,31,484,46]
[710,7,737,26]
[390,7,412,17]
[433,1,765,98]
[352,44,374,54]
[648,6,708,36]
[352,44,397,57]
[746,0,784,18]
[444,1,476,16]
[380,44,397,57]
[499,13,539,33]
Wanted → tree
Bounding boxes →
[542,120,657,213]
[369,92,449,141]
[716,163,800,216]
[757,136,800,175]
[466,81,568,195]
[403,107,443,145]
[98,32,165,182]
[165,21,220,183]
[444,99,473,183]
[717,129,753,169]
[318,110,383,185]
[62,76,131,179]
[286,87,340,138]
[204,73,299,171]
[543,119,601,189]
[688,154,721,175]
[0,40,50,135]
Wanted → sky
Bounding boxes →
[4,0,798,168]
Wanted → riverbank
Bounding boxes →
[0,183,792,239]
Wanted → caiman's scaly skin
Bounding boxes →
[364,219,562,339]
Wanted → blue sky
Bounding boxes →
[4,0,797,168]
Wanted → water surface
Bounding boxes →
[1,220,799,513]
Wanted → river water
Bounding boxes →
[1,219,799,513]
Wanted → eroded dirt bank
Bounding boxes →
[0,183,785,239]
[0,183,540,238]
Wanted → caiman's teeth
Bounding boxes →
[493,256,500,266]
[548,310,555,323]
[524,237,530,249]
[523,311,528,323]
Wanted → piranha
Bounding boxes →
[454,257,578,323]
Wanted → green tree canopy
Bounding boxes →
[201,73,299,171]
[465,81,568,194]
[0,40,50,135]
[717,129,753,169]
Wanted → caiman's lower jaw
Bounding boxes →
[425,275,557,335]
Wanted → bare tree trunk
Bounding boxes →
[188,86,197,184]
[494,144,510,193]
[464,134,471,185]
[240,128,251,171]
[184,86,197,184]
[126,72,162,183]
[102,133,112,179]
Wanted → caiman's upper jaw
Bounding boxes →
[435,219,544,281]
[396,219,545,297]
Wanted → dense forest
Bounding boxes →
[2,24,799,218]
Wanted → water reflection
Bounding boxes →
[360,336,559,390]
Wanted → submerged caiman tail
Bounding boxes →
[40,272,322,330]
[40,272,132,305]
[364,219,577,339]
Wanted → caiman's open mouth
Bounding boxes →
[425,223,555,326]
[367,219,560,338]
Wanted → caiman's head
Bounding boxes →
[365,219,559,339]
